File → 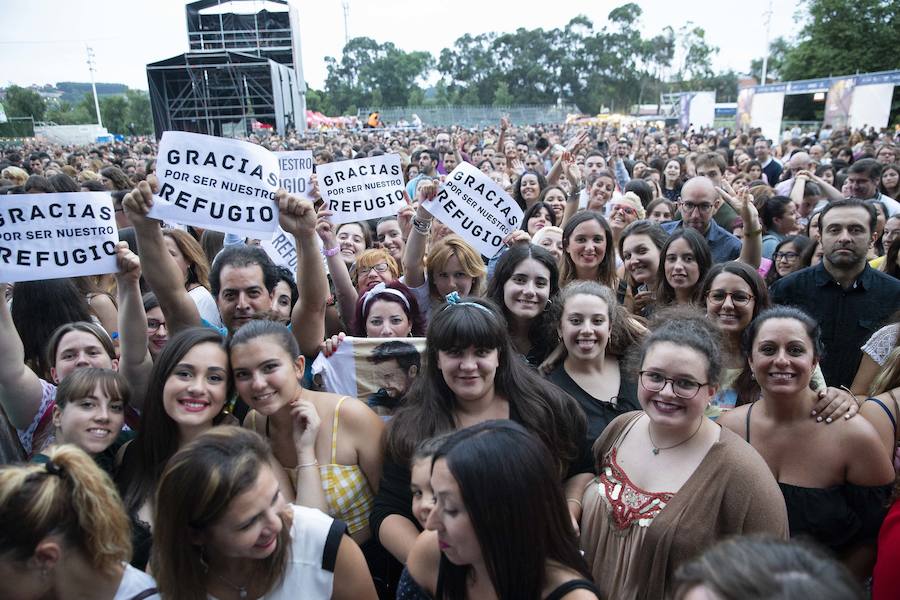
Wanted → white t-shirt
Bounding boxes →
[210,505,344,600]
[113,564,158,600]
[189,286,223,328]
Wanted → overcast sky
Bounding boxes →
[1,0,804,92]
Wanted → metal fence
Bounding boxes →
[357,104,581,128]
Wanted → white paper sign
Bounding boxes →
[260,226,327,273]
[317,154,405,224]
[150,131,280,235]
[0,192,118,282]
[275,150,314,201]
[421,162,523,257]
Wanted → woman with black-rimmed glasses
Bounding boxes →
[579,309,788,600]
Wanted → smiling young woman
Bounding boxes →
[718,307,895,579]
[579,309,787,599]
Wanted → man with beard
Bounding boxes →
[367,340,420,416]
[771,199,900,388]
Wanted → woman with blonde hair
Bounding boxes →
[0,444,158,599]
[152,426,376,600]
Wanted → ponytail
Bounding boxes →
[0,444,131,573]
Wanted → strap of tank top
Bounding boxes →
[545,579,599,600]
[331,396,348,464]
[746,401,756,444]
[867,397,897,439]
[890,389,900,440]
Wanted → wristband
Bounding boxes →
[322,246,340,257]
[744,228,762,237]
[412,216,433,235]
[296,459,319,469]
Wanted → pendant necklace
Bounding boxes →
[648,417,704,455]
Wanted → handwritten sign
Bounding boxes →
[421,162,522,257]
[150,131,280,235]
[0,192,118,282]
[317,154,405,224]
[275,150,314,201]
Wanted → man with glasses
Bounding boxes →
[662,177,742,263]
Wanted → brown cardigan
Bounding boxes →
[581,411,789,600]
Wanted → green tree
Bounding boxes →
[100,95,129,134]
[2,85,46,121]
[749,37,792,83]
[492,81,514,106]
[124,89,153,135]
[778,0,900,80]
[324,37,433,113]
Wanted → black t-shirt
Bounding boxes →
[547,362,639,446]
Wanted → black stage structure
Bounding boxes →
[146,0,307,139]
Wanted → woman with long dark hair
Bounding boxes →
[116,327,232,569]
[371,296,590,565]
[486,244,560,366]
[655,228,712,307]
[402,421,599,599]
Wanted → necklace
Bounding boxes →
[648,417,704,455]
[210,570,250,599]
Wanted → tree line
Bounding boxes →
[310,0,900,116]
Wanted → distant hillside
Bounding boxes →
[55,82,128,103]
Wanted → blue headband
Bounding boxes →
[444,292,494,315]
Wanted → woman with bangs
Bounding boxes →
[404,226,487,321]
[559,211,618,290]
[371,296,591,566]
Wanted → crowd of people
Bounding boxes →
[0,116,899,599]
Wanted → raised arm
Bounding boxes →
[280,193,327,358]
[401,183,437,289]
[122,180,201,335]
[113,242,153,411]
[315,207,358,327]
[736,191,762,269]
[560,152,583,228]
[0,283,44,430]
[496,116,509,153]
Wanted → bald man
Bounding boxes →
[774,151,814,195]
[661,177,742,263]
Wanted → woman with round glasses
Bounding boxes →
[766,235,813,286]
[579,309,787,600]
[700,263,847,420]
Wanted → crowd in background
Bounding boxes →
[0,117,899,599]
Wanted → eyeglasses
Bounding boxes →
[705,290,754,306]
[772,251,799,262]
[358,262,390,276]
[680,201,714,214]
[610,204,638,217]
[147,318,167,333]
[639,371,708,399]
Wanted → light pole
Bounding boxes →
[760,0,773,84]
[86,46,103,127]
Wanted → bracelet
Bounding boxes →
[296,460,319,469]
[412,216,433,235]
[744,228,762,236]
[322,246,340,257]
[566,497,583,508]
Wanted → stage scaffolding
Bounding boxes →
[146,0,306,139]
